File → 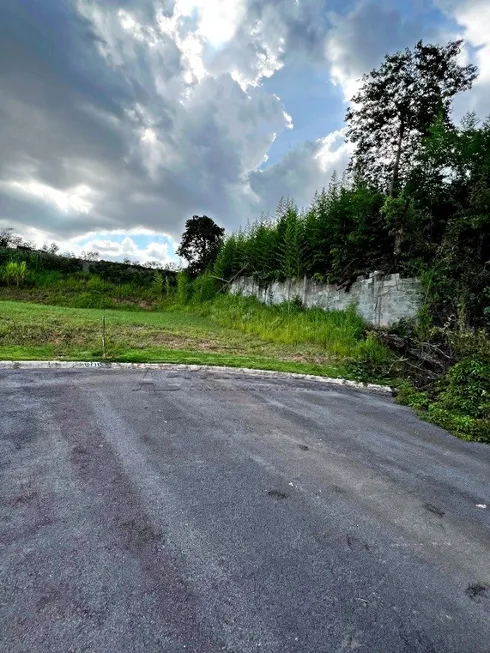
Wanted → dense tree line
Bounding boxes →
[212,40,490,329]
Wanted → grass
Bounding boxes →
[0,270,161,309]
[2,269,488,443]
[0,269,392,382]
[0,295,390,381]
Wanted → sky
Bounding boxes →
[0,0,489,265]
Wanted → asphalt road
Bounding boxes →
[1,367,489,653]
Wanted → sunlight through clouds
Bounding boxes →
[0,0,487,262]
[2,181,94,215]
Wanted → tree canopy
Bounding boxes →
[177,215,225,276]
[345,39,478,196]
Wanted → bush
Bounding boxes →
[176,271,193,304]
[0,248,83,273]
[395,381,431,410]
[71,292,113,309]
[347,331,394,383]
[3,261,28,287]
[152,271,164,298]
[396,357,490,443]
[192,272,219,303]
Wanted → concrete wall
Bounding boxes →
[230,272,423,326]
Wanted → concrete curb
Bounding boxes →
[0,360,394,395]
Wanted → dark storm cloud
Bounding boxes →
[0,0,293,242]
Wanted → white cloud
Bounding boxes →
[436,0,490,117]
[5,0,487,256]
[0,0,299,243]
[79,235,172,264]
[0,180,94,214]
[248,129,352,211]
[314,128,353,173]
[177,0,247,49]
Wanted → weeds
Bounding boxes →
[395,358,490,443]
[186,294,371,361]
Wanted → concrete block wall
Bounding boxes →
[230,272,423,326]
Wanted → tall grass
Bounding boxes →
[0,269,167,309]
[182,293,388,362]
[0,265,391,373]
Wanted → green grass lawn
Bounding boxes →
[0,299,357,378]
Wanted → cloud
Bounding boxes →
[325,2,429,101]
[203,0,329,90]
[78,235,173,264]
[248,129,352,211]
[0,0,297,247]
[436,0,490,118]
[50,228,177,264]
[0,0,488,263]
[324,0,489,121]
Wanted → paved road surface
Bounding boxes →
[1,368,489,652]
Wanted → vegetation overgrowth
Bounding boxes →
[0,297,375,381]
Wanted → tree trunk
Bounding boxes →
[391,121,405,260]
[390,121,405,197]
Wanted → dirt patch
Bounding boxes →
[346,534,370,552]
[120,519,165,547]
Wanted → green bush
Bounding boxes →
[192,272,219,303]
[0,248,83,273]
[86,276,111,292]
[152,271,164,297]
[395,381,431,410]
[71,292,113,310]
[346,331,394,383]
[176,271,193,304]
[396,358,490,443]
[3,261,28,287]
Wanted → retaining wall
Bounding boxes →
[230,273,423,326]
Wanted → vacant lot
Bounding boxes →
[0,299,369,378]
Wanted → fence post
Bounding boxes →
[102,314,106,359]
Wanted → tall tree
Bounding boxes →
[177,215,225,276]
[346,40,478,197]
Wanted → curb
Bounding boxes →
[0,360,394,395]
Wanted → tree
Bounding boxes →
[404,113,490,325]
[80,250,100,261]
[0,228,15,248]
[0,228,29,249]
[177,215,225,276]
[276,200,304,281]
[41,242,59,255]
[346,40,478,196]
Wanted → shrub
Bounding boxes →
[71,292,113,309]
[152,271,164,297]
[3,261,28,287]
[396,357,490,443]
[347,331,394,383]
[192,272,220,303]
[176,271,193,304]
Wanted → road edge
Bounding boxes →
[0,360,393,394]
